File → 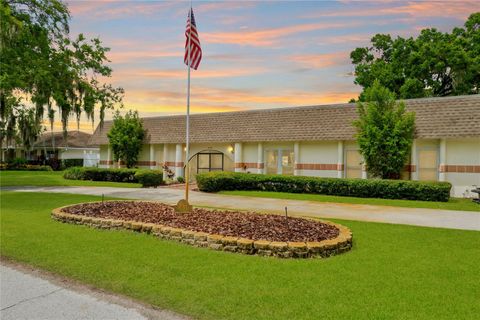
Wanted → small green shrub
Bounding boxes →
[63,167,138,183]
[177,176,185,183]
[8,157,27,167]
[134,170,163,187]
[196,172,452,202]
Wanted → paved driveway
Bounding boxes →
[0,262,187,320]
[5,186,480,231]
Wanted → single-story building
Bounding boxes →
[90,95,480,197]
[3,131,100,167]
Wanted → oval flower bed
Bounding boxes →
[52,201,353,258]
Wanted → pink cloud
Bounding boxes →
[107,50,182,64]
[67,0,178,19]
[288,52,350,69]
[303,1,477,20]
[203,22,357,47]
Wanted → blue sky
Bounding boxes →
[63,0,479,132]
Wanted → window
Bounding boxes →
[196,152,224,173]
[265,149,294,175]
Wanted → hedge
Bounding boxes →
[63,167,163,187]
[196,172,452,202]
[134,170,163,187]
[0,163,53,171]
[62,159,84,168]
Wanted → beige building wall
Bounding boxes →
[188,143,235,175]
[242,143,258,172]
[297,141,338,177]
[95,137,480,198]
[99,145,109,168]
[445,138,480,197]
[59,148,87,160]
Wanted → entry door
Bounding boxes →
[418,149,438,181]
[345,149,362,179]
[265,149,294,175]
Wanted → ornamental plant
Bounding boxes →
[353,81,415,179]
[107,110,145,168]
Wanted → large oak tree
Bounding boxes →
[0,0,123,155]
[350,12,480,101]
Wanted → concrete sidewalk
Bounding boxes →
[0,261,187,320]
[5,186,480,231]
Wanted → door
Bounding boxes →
[418,149,438,181]
[265,149,294,175]
[345,149,362,179]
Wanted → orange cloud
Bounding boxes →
[122,86,359,110]
[44,86,360,132]
[112,66,267,81]
[203,22,356,47]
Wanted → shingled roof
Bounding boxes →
[90,94,480,145]
[35,131,97,148]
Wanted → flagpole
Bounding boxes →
[185,3,192,204]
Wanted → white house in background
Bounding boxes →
[90,95,480,197]
[3,131,99,167]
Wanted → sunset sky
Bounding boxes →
[63,0,479,132]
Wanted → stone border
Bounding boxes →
[51,201,352,259]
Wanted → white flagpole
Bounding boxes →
[185,4,192,203]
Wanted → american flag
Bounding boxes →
[184,8,202,70]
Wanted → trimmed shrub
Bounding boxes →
[62,159,84,168]
[177,176,185,183]
[196,172,452,202]
[63,167,139,183]
[2,158,53,171]
[134,170,163,187]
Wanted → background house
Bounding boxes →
[90,95,480,197]
[3,131,99,167]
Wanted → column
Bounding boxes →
[163,144,168,166]
[175,143,184,178]
[337,141,344,178]
[439,138,447,182]
[410,140,418,180]
[107,146,111,169]
[293,142,300,176]
[234,142,243,172]
[257,142,264,174]
[149,144,155,169]
[361,154,367,179]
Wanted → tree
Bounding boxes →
[350,12,480,101]
[0,0,123,155]
[353,81,415,179]
[16,107,43,152]
[107,110,145,168]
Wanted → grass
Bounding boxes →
[219,190,480,212]
[1,191,479,320]
[0,170,141,188]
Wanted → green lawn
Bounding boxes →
[220,190,480,212]
[0,170,141,188]
[1,191,479,319]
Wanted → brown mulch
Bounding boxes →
[63,201,339,242]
